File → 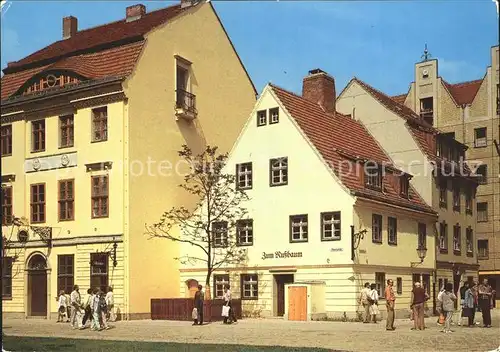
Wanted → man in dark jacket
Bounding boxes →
[193,285,204,325]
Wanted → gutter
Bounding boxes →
[351,191,438,217]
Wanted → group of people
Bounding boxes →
[358,278,495,333]
[57,285,115,331]
[192,284,237,325]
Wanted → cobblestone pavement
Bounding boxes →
[3,313,500,352]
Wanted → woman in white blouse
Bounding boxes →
[369,283,380,323]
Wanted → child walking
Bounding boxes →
[57,290,67,322]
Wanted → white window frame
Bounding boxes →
[213,274,229,299]
[388,217,397,245]
[237,219,253,246]
[474,127,487,147]
[321,212,341,241]
[241,274,258,300]
[236,162,252,190]
[453,225,461,252]
[270,157,288,186]
[290,214,308,242]
[269,107,279,124]
[212,221,228,248]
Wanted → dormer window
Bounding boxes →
[23,72,81,95]
[365,161,382,190]
[400,175,409,198]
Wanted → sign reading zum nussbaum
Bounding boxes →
[261,251,302,260]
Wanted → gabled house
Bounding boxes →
[0,0,256,320]
[386,46,499,300]
[337,77,479,299]
[180,69,437,320]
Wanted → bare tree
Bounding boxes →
[145,145,249,299]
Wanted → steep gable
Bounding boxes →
[441,79,483,106]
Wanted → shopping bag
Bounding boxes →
[222,305,230,317]
[192,308,198,320]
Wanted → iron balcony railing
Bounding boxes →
[176,89,197,114]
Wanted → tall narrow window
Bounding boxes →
[365,161,382,190]
[270,157,288,186]
[453,224,461,254]
[236,162,253,190]
[57,255,74,294]
[400,176,409,197]
[396,277,402,295]
[30,183,46,223]
[90,253,108,291]
[290,214,308,242]
[321,211,341,241]
[478,240,489,259]
[439,222,448,253]
[422,274,431,296]
[92,107,108,142]
[257,110,267,126]
[388,217,397,245]
[476,165,487,184]
[477,202,488,222]
[474,127,487,147]
[375,272,386,298]
[236,219,253,246]
[175,62,195,114]
[269,107,279,124]
[439,179,447,208]
[212,221,228,248]
[466,228,473,257]
[453,183,461,212]
[31,120,45,152]
[420,97,433,125]
[58,179,74,221]
[1,186,13,225]
[372,214,382,243]
[465,189,473,215]
[91,175,108,218]
[418,223,427,249]
[1,125,12,156]
[59,115,74,148]
[2,257,13,298]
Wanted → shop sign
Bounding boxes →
[261,251,302,260]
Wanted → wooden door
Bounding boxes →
[276,275,294,316]
[29,271,47,316]
[288,286,307,321]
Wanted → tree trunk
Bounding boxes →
[204,284,211,300]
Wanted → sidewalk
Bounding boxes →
[3,313,500,352]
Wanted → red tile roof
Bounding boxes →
[0,4,189,101]
[392,94,407,105]
[269,83,435,214]
[442,79,483,106]
[4,5,183,72]
[1,41,144,100]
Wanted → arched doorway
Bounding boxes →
[27,254,48,316]
[185,279,199,298]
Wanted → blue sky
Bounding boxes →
[1,0,498,96]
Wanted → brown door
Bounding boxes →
[288,286,307,321]
[29,270,47,316]
[453,273,461,309]
[275,274,294,316]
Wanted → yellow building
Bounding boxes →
[388,46,499,299]
[179,70,437,320]
[0,1,256,319]
[337,76,480,302]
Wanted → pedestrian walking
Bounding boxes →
[99,289,110,330]
[91,288,101,331]
[57,290,67,322]
[193,285,204,326]
[368,283,379,323]
[441,282,457,333]
[478,278,493,328]
[411,282,428,330]
[223,284,237,324]
[70,285,82,329]
[358,282,371,323]
[437,285,446,326]
[106,286,116,322]
[82,288,93,327]
[463,283,476,327]
[385,279,395,331]
[457,282,469,326]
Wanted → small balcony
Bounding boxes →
[175,89,197,120]
[477,249,489,260]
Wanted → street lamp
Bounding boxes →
[411,247,427,267]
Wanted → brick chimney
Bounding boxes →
[302,69,336,114]
[63,16,78,40]
[126,4,146,22]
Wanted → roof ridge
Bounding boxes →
[443,78,483,87]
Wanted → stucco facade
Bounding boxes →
[1,1,256,319]
[179,81,437,320]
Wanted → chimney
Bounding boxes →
[302,69,336,114]
[63,16,78,40]
[126,4,146,22]
[181,0,194,8]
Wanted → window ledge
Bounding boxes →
[439,202,447,209]
[466,209,473,215]
[241,297,258,301]
[388,241,398,246]
[372,239,383,244]
[453,250,461,256]
[321,237,341,242]
[2,296,12,301]
[270,182,288,187]
[290,240,308,244]
[1,154,12,158]
[439,249,448,254]
[466,252,474,257]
